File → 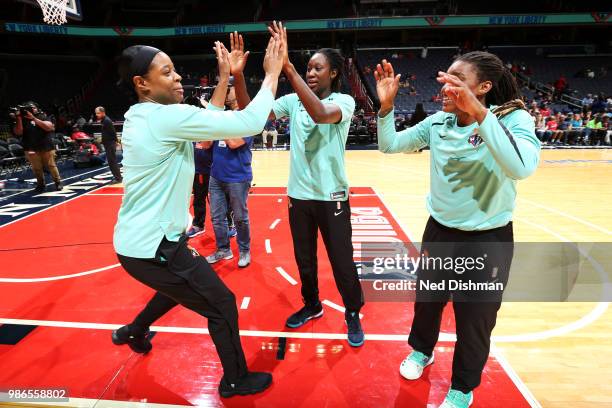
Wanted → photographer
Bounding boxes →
[11,101,63,192]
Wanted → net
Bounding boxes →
[37,0,68,25]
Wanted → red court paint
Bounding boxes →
[0,186,533,407]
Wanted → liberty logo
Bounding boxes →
[468,131,483,147]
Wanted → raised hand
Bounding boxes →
[228,31,250,75]
[213,41,231,80]
[263,34,283,77]
[437,71,487,121]
[374,59,401,113]
[267,20,289,68]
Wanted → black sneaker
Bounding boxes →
[111,325,152,354]
[33,184,46,194]
[218,371,272,398]
[346,311,365,347]
[55,181,63,191]
[285,302,324,328]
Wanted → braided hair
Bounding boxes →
[456,51,525,118]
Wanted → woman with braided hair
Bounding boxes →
[375,51,540,408]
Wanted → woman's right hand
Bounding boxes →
[262,33,283,78]
[374,59,401,116]
[213,41,231,81]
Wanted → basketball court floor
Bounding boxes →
[0,148,610,407]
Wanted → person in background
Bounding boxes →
[11,101,63,192]
[95,106,122,184]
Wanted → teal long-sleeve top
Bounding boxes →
[113,88,274,258]
[377,107,541,231]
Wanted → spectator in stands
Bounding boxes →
[583,114,603,145]
[582,94,594,111]
[556,114,571,144]
[566,113,585,145]
[95,106,122,184]
[544,116,559,144]
[11,101,63,192]
[553,75,567,99]
[539,103,551,118]
[534,112,547,142]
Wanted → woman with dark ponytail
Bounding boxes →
[233,22,364,347]
[375,51,540,407]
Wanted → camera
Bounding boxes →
[8,104,35,116]
[193,85,215,101]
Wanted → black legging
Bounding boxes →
[117,234,247,382]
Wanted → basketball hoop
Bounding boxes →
[36,0,68,25]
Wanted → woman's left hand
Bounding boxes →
[437,71,488,122]
[228,31,250,75]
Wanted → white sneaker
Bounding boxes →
[399,350,434,380]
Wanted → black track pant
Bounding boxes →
[288,197,364,313]
[117,234,247,382]
[408,216,513,393]
[103,141,122,181]
[192,172,210,228]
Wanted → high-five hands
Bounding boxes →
[213,41,231,80]
[374,59,401,117]
[267,21,289,70]
[262,31,284,77]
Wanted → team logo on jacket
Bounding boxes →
[468,131,483,147]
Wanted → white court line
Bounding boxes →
[269,218,281,230]
[275,266,297,285]
[519,197,612,236]
[12,396,193,408]
[491,344,543,408]
[240,297,251,310]
[0,263,120,283]
[322,300,364,319]
[0,317,407,340]
[265,239,272,253]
